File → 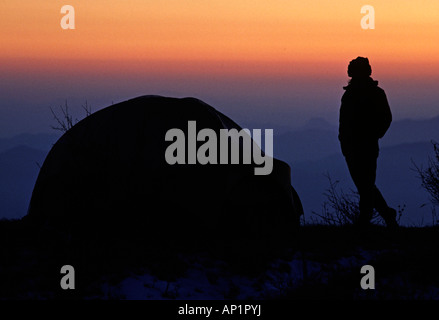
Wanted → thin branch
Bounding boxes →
[49,100,92,133]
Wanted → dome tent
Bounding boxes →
[25,96,302,254]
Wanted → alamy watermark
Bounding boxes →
[60,5,75,30]
[164,121,274,176]
[361,5,375,29]
[59,5,375,30]
[60,265,75,290]
[360,265,375,290]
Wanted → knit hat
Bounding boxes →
[347,57,372,78]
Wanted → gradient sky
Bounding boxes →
[1,0,438,136]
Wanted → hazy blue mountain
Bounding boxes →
[0,146,47,219]
[300,117,337,132]
[275,128,339,163]
[273,116,439,164]
[382,115,439,147]
[0,133,58,154]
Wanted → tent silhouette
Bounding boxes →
[25,96,302,253]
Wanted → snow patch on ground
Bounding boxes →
[97,249,384,300]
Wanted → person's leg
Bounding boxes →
[373,186,388,212]
[373,186,398,227]
[345,154,376,224]
[346,153,397,227]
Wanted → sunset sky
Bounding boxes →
[0,0,438,136]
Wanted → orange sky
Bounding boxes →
[1,0,439,77]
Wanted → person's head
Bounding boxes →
[347,57,372,78]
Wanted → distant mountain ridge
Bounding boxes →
[274,115,439,163]
[0,145,47,219]
[382,115,439,146]
[0,133,59,154]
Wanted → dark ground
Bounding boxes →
[1,219,439,300]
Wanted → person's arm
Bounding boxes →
[338,93,349,142]
[376,89,392,139]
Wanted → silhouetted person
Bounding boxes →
[339,57,397,228]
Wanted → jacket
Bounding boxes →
[338,77,392,157]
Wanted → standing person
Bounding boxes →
[339,57,398,228]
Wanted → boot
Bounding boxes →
[354,211,373,228]
[380,207,398,229]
